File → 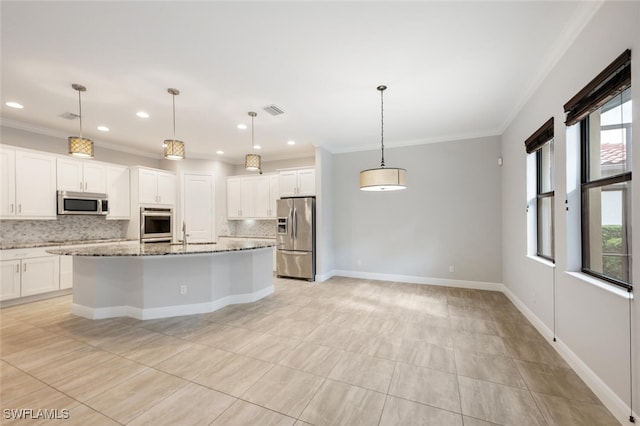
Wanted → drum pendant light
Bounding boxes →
[359,85,407,191]
[245,111,261,171]
[68,84,94,158]
[163,88,185,160]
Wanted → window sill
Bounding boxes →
[565,271,633,299]
[526,255,555,268]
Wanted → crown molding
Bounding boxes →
[0,118,162,160]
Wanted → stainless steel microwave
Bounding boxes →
[57,191,109,215]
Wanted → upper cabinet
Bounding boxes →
[0,146,56,219]
[57,158,106,193]
[227,176,255,219]
[227,174,278,219]
[279,168,315,197]
[133,167,176,206]
[254,174,279,218]
[105,165,130,219]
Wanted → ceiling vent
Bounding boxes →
[263,104,284,116]
[60,112,80,120]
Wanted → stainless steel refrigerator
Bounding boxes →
[276,197,315,281]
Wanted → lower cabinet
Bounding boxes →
[59,255,73,290]
[0,260,21,300]
[0,249,60,301]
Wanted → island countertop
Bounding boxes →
[46,239,276,257]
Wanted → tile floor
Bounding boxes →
[0,277,620,425]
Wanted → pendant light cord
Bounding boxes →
[78,90,83,139]
[172,93,176,139]
[380,87,385,168]
[251,114,254,151]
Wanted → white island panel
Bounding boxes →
[50,241,275,320]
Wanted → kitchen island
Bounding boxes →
[47,240,275,320]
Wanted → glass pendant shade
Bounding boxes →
[360,167,407,191]
[245,153,261,171]
[68,136,94,158]
[163,139,185,160]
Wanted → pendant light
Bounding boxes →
[68,84,94,158]
[163,88,185,160]
[359,85,407,191]
[245,111,261,171]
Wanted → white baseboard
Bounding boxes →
[502,286,636,425]
[315,270,337,282]
[332,269,503,292]
[71,285,275,320]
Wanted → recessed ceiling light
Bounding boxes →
[237,123,247,130]
[97,126,109,132]
[216,150,224,155]
[253,145,261,150]
[287,140,296,145]
[136,111,149,118]
[5,101,24,109]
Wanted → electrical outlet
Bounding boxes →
[449,265,455,273]
[180,285,187,295]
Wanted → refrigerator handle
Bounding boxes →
[290,207,294,239]
[293,207,298,239]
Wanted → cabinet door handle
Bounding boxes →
[23,263,27,272]
[10,203,14,213]
[85,181,88,190]
[16,264,20,273]
[18,204,21,213]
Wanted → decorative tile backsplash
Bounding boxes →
[222,219,276,238]
[0,216,127,245]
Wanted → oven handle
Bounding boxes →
[141,212,173,217]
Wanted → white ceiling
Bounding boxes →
[1,1,602,164]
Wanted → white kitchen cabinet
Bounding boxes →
[227,176,255,219]
[228,174,279,219]
[21,256,60,296]
[254,174,279,218]
[157,172,176,205]
[105,165,130,219]
[137,168,175,205]
[1,147,56,219]
[0,147,16,218]
[227,177,242,219]
[59,254,73,290]
[240,177,255,218]
[0,248,60,300]
[0,260,21,301]
[57,158,106,193]
[279,168,315,197]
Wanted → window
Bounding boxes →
[525,118,555,261]
[564,50,632,289]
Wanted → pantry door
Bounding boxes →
[183,173,214,243]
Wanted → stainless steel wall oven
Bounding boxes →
[140,207,173,242]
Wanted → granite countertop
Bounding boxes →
[46,239,276,257]
[1,238,136,251]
